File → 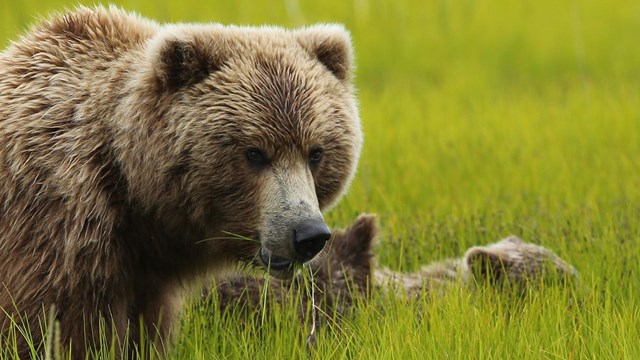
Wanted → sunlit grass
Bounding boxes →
[1,0,639,358]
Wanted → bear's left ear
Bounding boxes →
[296,25,354,81]
[147,29,226,91]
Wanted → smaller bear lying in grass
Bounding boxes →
[207,214,578,318]
[375,235,579,298]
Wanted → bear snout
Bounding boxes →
[292,219,331,262]
[259,219,331,276]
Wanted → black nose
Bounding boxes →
[293,220,331,262]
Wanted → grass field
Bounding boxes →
[1,0,639,358]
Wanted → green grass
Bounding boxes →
[2,0,640,358]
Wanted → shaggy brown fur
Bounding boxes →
[211,215,578,318]
[0,6,361,358]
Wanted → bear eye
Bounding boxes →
[309,147,323,165]
[246,148,269,166]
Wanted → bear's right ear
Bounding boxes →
[147,30,226,91]
[296,25,354,81]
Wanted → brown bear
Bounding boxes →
[0,5,361,358]
[211,215,578,321]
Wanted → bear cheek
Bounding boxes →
[191,162,262,235]
[314,150,355,209]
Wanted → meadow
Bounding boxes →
[1,0,639,358]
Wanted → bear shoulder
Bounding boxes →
[4,6,156,60]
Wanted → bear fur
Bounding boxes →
[211,214,578,319]
[0,6,361,358]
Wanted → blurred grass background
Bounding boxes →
[1,0,639,358]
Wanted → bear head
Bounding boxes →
[119,24,362,278]
[464,236,579,288]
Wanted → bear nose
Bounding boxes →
[292,220,331,262]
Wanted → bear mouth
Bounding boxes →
[259,247,294,274]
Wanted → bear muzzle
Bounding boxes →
[259,219,331,275]
[292,219,331,261]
